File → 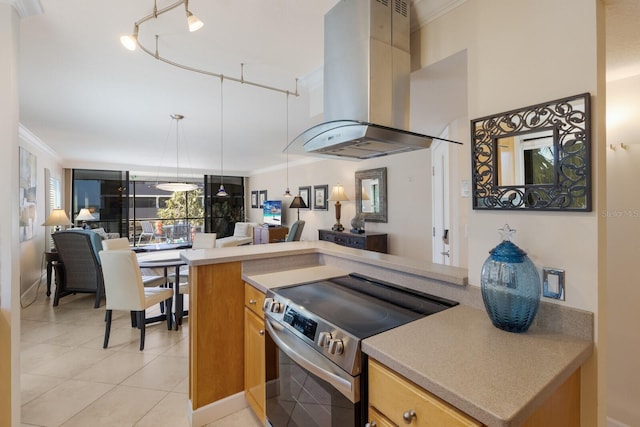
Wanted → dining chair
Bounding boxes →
[99,250,174,350]
[100,237,166,288]
[171,232,217,326]
[101,237,130,250]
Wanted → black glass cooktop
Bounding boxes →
[274,274,458,339]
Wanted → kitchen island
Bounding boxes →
[181,241,593,427]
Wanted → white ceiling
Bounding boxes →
[19,0,340,178]
[17,0,640,179]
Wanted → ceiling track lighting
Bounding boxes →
[156,114,199,193]
[120,0,299,97]
[216,77,228,197]
[283,92,292,198]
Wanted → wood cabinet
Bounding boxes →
[368,358,482,427]
[318,229,388,253]
[244,283,268,423]
[368,358,581,427]
[253,226,288,244]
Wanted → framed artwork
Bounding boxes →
[298,186,311,210]
[313,185,328,210]
[19,147,37,242]
[251,190,259,208]
[259,190,267,208]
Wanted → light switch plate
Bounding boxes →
[543,268,565,300]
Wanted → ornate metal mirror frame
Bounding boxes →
[471,93,591,211]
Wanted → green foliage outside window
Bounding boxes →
[157,188,204,226]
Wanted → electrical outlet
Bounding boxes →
[543,268,565,300]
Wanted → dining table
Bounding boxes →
[137,249,188,330]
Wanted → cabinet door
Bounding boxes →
[244,308,266,423]
[369,359,482,427]
[245,282,265,317]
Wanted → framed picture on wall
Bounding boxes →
[251,191,259,208]
[313,185,328,210]
[259,190,267,208]
[298,186,311,210]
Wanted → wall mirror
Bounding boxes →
[355,167,387,222]
[471,92,591,211]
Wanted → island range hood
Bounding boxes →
[293,0,460,160]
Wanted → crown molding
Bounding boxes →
[1,0,42,17]
[19,123,61,161]
[411,0,467,31]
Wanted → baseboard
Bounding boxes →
[607,416,630,427]
[21,272,46,303]
[188,392,248,427]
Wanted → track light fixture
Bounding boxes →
[216,77,229,197]
[120,0,203,52]
[119,1,299,97]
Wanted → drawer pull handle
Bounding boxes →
[258,329,265,336]
[249,299,257,305]
[402,409,416,424]
[365,422,377,427]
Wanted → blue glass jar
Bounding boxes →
[480,225,541,333]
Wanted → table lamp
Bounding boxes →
[328,184,349,232]
[289,196,308,221]
[75,208,95,229]
[41,209,72,232]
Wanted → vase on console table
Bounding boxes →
[480,224,541,333]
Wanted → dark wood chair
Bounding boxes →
[51,230,105,308]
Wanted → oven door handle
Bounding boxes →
[265,318,359,403]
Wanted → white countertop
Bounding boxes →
[243,265,350,293]
[182,240,468,287]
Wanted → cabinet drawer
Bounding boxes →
[367,406,396,427]
[345,237,365,249]
[244,282,265,317]
[369,359,482,427]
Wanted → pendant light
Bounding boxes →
[283,92,292,198]
[216,76,229,197]
[156,114,198,192]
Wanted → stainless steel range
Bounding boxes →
[263,273,458,427]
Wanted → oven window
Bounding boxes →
[266,349,360,427]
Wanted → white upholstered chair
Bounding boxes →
[100,237,166,288]
[99,250,174,350]
[171,232,217,326]
[101,237,130,250]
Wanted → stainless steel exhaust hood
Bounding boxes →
[293,0,460,160]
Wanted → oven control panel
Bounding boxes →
[264,292,361,375]
[283,307,317,341]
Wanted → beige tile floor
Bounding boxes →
[20,286,262,427]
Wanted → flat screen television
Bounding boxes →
[263,200,282,226]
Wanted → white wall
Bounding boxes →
[0,3,21,425]
[413,0,604,424]
[19,127,64,297]
[247,147,458,262]
[606,74,640,427]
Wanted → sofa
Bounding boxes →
[216,222,258,248]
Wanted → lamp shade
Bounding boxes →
[328,184,349,202]
[42,209,72,227]
[289,196,307,209]
[75,208,95,221]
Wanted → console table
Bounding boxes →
[45,251,61,297]
[318,229,388,254]
[253,226,289,244]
